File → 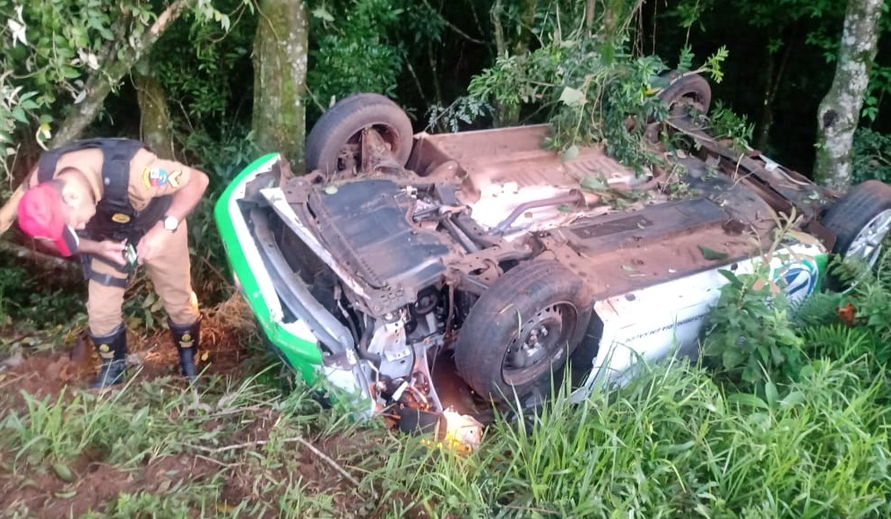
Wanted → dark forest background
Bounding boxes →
[23,0,890,177]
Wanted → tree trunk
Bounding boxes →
[599,0,620,42]
[756,39,792,150]
[50,0,187,147]
[134,56,176,160]
[252,0,308,170]
[512,0,538,56]
[595,0,645,62]
[491,0,507,58]
[813,0,884,190]
[0,240,81,278]
[488,0,518,126]
[756,46,777,150]
[585,0,596,35]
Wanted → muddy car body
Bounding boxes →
[215,77,891,426]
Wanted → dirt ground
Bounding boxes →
[0,310,246,412]
[0,302,236,512]
[0,296,389,518]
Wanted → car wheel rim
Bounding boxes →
[846,209,891,268]
[502,303,577,386]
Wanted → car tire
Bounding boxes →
[306,93,413,175]
[658,72,712,115]
[454,260,593,404]
[822,180,891,268]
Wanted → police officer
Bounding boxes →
[15,139,209,387]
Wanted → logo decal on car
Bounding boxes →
[777,260,818,306]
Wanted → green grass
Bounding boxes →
[2,349,889,517]
[3,258,891,517]
[364,355,890,518]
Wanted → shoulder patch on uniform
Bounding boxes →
[168,169,183,188]
[142,167,183,188]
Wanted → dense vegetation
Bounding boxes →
[1,251,890,517]
[2,1,891,516]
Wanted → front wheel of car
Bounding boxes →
[822,180,891,269]
[454,260,593,404]
[305,93,413,178]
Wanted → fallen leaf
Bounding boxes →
[0,351,24,369]
[311,6,335,22]
[559,86,586,107]
[561,145,580,161]
[580,175,609,192]
[698,245,729,261]
[156,479,172,493]
[838,303,856,326]
[52,463,75,483]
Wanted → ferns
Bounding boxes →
[795,291,843,327]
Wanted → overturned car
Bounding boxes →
[215,74,891,427]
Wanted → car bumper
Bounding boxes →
[213,154,373,413]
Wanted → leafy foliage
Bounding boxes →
[706,100,754,150]
[0,254,81,328]
[702,268,804,390]
[852,128,891,184]
[306,0,443,116]
[846,249,891,345]
[5,322,891,517]
[153,2,255,125]
[0,0,245,177]
[0,0,146,156]
[447,29,729,171]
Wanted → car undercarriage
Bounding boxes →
[215,76,891,432]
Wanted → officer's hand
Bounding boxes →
[95,240,128,267]
[136,224,169,264]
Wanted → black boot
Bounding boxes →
[90,326,127,388]
[169,319,200,381]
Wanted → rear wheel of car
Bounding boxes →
[305,93,413,177]
[822,180,891,268]
[658,72,712,116]
[646,72,712,143]
[454,260,593,404]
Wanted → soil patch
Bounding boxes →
[0,300,252,413]
[0,454,218,518]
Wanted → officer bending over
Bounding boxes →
[16,139,209,388]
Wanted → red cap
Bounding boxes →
[17,183,78,256]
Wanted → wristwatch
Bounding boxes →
[162,215,180,233]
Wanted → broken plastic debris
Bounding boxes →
[438,409,483,453]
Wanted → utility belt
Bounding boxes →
[78,196,171,288]
[80,254,131,288]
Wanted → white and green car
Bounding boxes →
[215,75,891,428]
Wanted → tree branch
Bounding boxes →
[50,0,189,147]
[0,239,81,277]
[188,436,362,487]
